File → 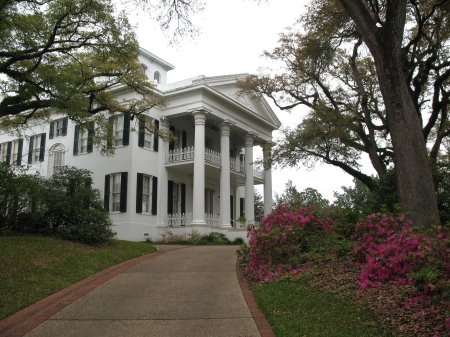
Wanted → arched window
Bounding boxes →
[154,71,160,84]
[139,63,147,75]
[48,143,65,175]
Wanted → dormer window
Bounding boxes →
[139,63,147,75]
[154,71,160,84]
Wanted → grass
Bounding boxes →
[0,235,157,320]
[251,281,394,337]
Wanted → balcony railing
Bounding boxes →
[165,147,263,179]
[166,146,194,163]
[230,158,245,174]
[204,148,221,166]
[167,212,192,226]
[205,213,220,227]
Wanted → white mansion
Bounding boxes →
[0,48,280,241]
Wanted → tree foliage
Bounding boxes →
[0,0,162,139]
[275,180,330,209]
[239,0,448,226]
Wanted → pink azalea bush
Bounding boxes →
[353,213,449,298]
[243,204,334,282]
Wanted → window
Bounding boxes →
[11,139,23,166]
[168,180,186,215]
[73,123,93,155]
[139,63,147,75]
[0,142,10,163]
[49,117,68,139]
[142,175,151,213]
[111,173,122,212]
[28,134,46,164]
[79,129,89,154]
[105,172,127,213]
[240,198,245,218]
[113,116,124,146]
[136,173,157,214]
[48,143,65,175]
[138,116,155,149]
[108,114,129,148]
[154,71,160,84]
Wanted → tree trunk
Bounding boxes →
[375,48,440,226]
[339,0,440,226]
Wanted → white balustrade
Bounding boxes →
[230,158,245,173]
[166,146,194,163]
[204,148,221,166]
[205,213,220,228]
[167,212,192,226]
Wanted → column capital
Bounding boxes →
[244,133,255,147]
[192,111,207,126]
[219,120,233,136]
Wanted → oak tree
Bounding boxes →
[239,0,448,226]
[0,0,162,142]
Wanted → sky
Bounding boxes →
[126,0,357,201]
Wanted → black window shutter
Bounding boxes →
[123,114,130,146]
[120,172,128,213]
[49,121,54,139]
[73,125,80,155]
[6,141,12,165]
[182,130,187,148]
[87,122,94,153]
[181,183,186,214]
[169,126,175,151]
[104,174,110,211]
[168,180,174,214]
[240,198,245,217]
[136,173,143,213]
[107,116,114,148]
[39,133,46,162]
[151,176,158,215]
[28,136,34,164]
[17,139,23,166]
[62,117,68,136]
[138,118,145,147]
[153,119,159,152]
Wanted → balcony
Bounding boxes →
[165,147,264,181]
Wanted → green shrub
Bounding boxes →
[0,165,113,245]
[232,237,245,245]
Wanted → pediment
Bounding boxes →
[206,79,281,128]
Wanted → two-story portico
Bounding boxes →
[152,74,280,239]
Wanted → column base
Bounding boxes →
[220,224,232,229]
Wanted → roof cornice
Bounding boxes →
[139,47,175,71]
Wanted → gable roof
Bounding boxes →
[160,74,281,129]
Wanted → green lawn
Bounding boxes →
[251,281,394,337]
[0,235,157,320]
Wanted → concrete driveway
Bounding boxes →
[23,245,261,337]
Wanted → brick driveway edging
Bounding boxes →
[0,247,187,337]
[236,261,276,337]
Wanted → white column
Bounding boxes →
[263,143,273,216]
[191,111,207,226]
[157,117,169,226]
[244,134,255,225]
[220,121,232,227]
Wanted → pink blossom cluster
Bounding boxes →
[353,213,449,293]
[244,205,333,282]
